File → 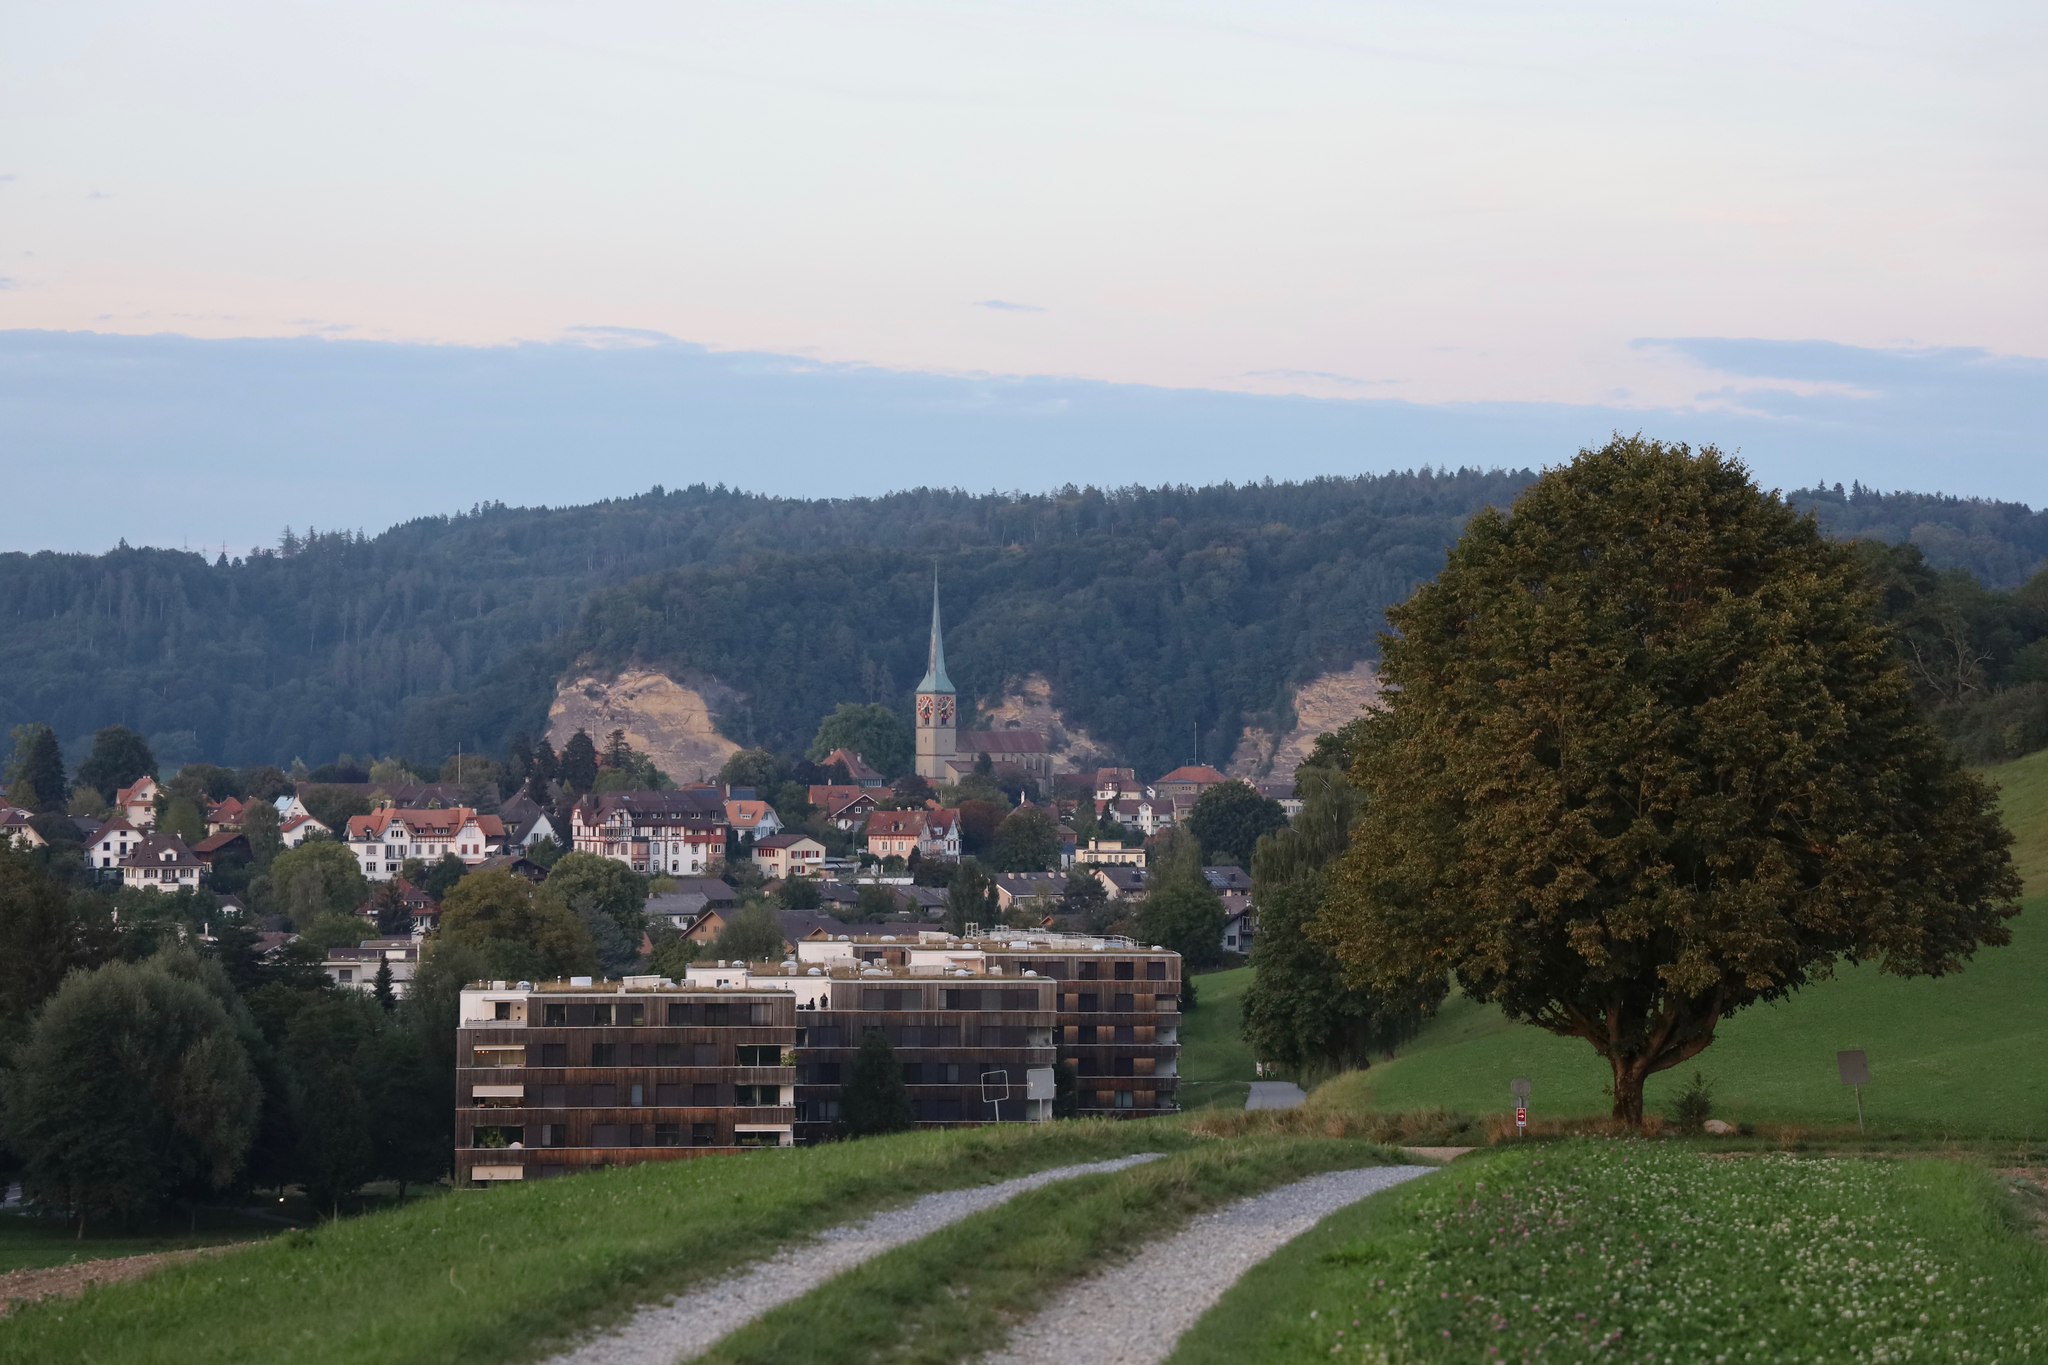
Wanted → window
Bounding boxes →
[736,1045,779,1066]
[591,1083,617,1106]
[544,1003,568,1026]
[666,1003,689,1025]
[539,1043,568,1067]
[808,1026,842,1047]
[593,1004,614,1026]
[655,1043,683,1065]
[692,1083,718,1105]
[472,1125,524,1148]
[1113,1057,1136,1077]
[1146,960,1168,981]
[591,1123,625,1146]
[734,1130,780,1148]
[1077,993,1099,1012]
[1114,961,1134,981]
[655,1122,682,1147]
[542,1085,567,1107]
[692,1043,720,1066]
[590,1043,617,1066]
[734,1085,776,1105]
[806,1062,842,1085]
[901,1063,923,1084]
[1113,994,1135,1012]
[1078,1025,1098,1043]
[539,1124,565,1148]
[705,1004,730,1026]
[1078,962,1099,980]
[942,988,980,1011]
[337,969,353,983]
[1002,989,1034,1010]
[1078,1058,1100,1076]
[656,1083,683,1105]
[1114,1025,1135,1043]
[630,1084,644,1106]
[979,1025,1024,1047]
[494,1000,513,1019]
[625,1002,646,1026]
[691,1123,716,1146]
[799,1099,841,1122]
[1114,1090,1135,1109]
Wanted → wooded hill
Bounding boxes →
[2,472,2045,776]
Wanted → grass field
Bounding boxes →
[1304,747,2048,1138]
[0,1120,1201,1364]
[1172,1142,2048,1364]
[1177,966,1258,1112]
[0,1207,279,1276]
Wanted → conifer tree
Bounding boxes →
[841,1028,915,1137]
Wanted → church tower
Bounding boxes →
[914,572,957,781]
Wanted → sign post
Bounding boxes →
[981,1069,1011,1125]
[1836,1050,1870,1133]
[1510,1076,1532,1136]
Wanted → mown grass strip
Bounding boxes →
[1170,1142,2048,1364]
[0,1120,1199,1365]
[694,1135,1414,1365]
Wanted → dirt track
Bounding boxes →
[0,1241,247,1315]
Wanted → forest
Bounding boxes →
[1,470,2045,777]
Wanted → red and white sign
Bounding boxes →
[1514,1105,1528,1128]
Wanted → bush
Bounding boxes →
[1669,1071,1715,1133]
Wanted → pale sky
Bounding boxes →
[2,2,2044,549]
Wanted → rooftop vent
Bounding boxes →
[570,976,594,987]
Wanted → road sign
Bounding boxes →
[1509,1076,1532,1099]
[1837,1050,1870,1132]
[1025,1067,1055,1101]
[1515,1105,1528,1130]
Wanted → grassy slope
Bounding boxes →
[1311,746,2048,1136]
[0,1121,1196,1365]
[1176,966,1257,1111]
[0,1210,276,1276]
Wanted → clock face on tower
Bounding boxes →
[917,695,935,724]
[937,696,955,724]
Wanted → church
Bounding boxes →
[914,579,1054,783]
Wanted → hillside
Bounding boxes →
[2,470,2045,779]
[1307,745,2048,1134]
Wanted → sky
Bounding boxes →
[2,1,2043,552]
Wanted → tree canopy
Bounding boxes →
[438,870,597,980]
[1318,437,2022,1122]
[840,1028,916,1137]
[77,725,157,802]
[1185,779,1289,867]
[268,841,370,926]
[807,703,913,779]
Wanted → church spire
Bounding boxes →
[916,569,955,695]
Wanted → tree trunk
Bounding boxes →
[1610,1057,1646,1125]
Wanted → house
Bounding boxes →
[297,780,471,810]
[84,817,147,870]
[646,881,741,932]
[864,809,927,863]
[1202,866,1253,894]
[993,871,1067,912]
[1093,768,1141,801]
[279,812,332,848]
[274,793,313,824]
[751,832,826,881]
[191,829,253,869]
[899,885,951,919]
[345,807,507,881]
[1094,866,1148,901]
[955,730,1054,777]
[920,808,962,860]
[118,833,204,891]
[723,799,784,840]
[571,790,728,876]
[472,853,549,883]
[205,797,247,834]
[1152,765,1229,800]
[1220,894,1254,954]
[358,877,437,935]
[1076,839,1145,868]
[822,748,886,788]
[1100,795,1175,837]
[1,807,45,851]
[115,776,161,828]
[1251,777,1302,818]
[498,791,560,850]
[809,785,878,830]
[324,938,420,997]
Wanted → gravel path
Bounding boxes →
[0,1242,246,1317]
[984,1164,1433,1365]
[543,1152,1164,1365]
[1243,1081,1307,1109]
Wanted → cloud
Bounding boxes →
[1240,369,1394,387]
[971,300,1046,313]
[0,328,2039,553]
[0,278,16,291]
[86,190,112,200]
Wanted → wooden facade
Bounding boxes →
[454,982,798,1184]
[982,946,1182,1117]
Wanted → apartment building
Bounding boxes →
[981,937,1182,1118]
[570,790,728,876]
[345,807,506,881]
[455,978,799,1184]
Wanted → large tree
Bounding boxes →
[559,728,601,795]
[990,806,1060,872]
[77,725,157,803]
[1134,830,1226,966]
[438,869,597,979]
[0,956,260,1231]
[806,703,912,779]
[1319,437,2021,1123]
[268,841,370,926]
[8,725,67,813]
[544,851,648,946]
[1186,780,1290,867]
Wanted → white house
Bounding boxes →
[570,790,728,876]
[323,938,420,997]
[344,807,508,882]
[1,807,46,851]
[116,776,161,828]
[279,813,332,848]
[119,833,204,891]
[85,816,147,870]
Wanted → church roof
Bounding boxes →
[916,573,955,695]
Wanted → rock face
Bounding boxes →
[548,671,743,786]
[976,673,1115,774]
[1227,660,1385,779]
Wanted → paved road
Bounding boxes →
[1244,1080,1307,1109]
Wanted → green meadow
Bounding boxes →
[1177,965,1258,1112]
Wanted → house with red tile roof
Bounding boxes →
[1152,765,1229,799]
[345,807,508,881]
[119,833,203,892]
[115,776,160,828]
